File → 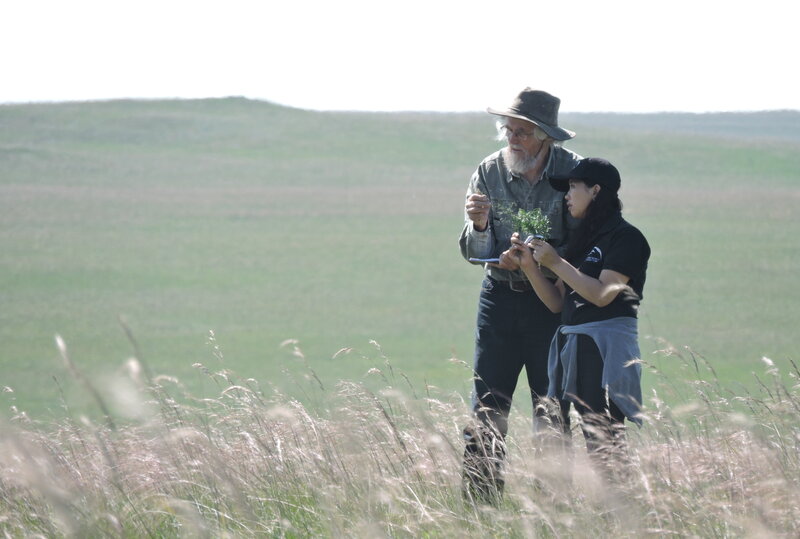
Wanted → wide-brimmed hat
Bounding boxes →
[487,88,575,141]
[549,157,621,193]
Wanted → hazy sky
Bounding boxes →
[3,0,797,113]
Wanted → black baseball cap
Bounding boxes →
[549,157,621,193]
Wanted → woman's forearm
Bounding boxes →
[521,265,564,313]
[547,259,626,307]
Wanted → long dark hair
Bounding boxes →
[564,181,623,264]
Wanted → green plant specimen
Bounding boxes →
[510,207,551,240]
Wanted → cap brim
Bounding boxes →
[486,107,575,141]
[548,176,571,192]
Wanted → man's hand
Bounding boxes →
[465,193,490,231]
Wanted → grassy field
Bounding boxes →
[1,99,799,419]
[1,347,798,536]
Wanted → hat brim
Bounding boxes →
[548,175,571,192]
[486,107,575,141]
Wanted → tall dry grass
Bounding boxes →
[1,336,799,538]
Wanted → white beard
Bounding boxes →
[503,145,548,176]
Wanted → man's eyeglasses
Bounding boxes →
[501,125,548,142]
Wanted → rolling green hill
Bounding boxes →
[2,98,798,418]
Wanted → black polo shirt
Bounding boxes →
[561,213,651,325]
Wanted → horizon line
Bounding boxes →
[1,95,798,115]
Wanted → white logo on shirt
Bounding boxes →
[585,246,603,264]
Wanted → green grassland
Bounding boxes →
[1,99,798,418]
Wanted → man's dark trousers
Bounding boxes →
[463,276,566,500]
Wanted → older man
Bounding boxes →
[459,88,580,501]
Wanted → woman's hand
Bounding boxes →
[508,234,564,313]
[510,234,538,273]
[494,246,521,271]
[530,239,560,268]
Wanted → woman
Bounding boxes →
[503,157,650,470]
